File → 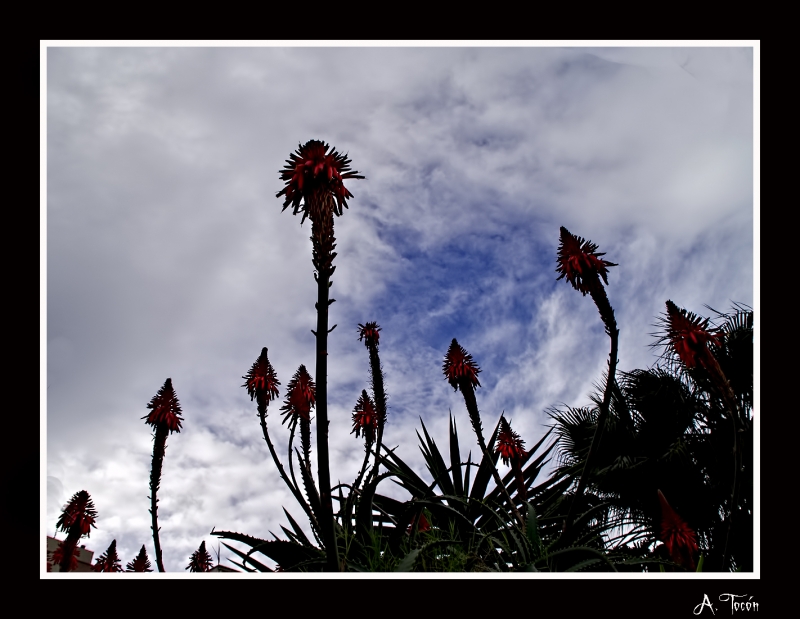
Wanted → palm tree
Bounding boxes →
[548,302,753,571]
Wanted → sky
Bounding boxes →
[43,42,757,574]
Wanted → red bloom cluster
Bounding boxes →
[496,417,526,466]
[143,378,183,433]
[663,300,721,369]
[51,542,80,572]
[556,226,617,295]
[243,347,281,404]
[93,539,123,572]
[658,490,698,571]
[407,512,431,534]
[352,389,379,444]
[276,140,364,219]
[126,545,153,572]
[358,322,381,348]
[443,338,482,391]
[280,365,316,424]
[56,490,98,537]
[186,540,213,572]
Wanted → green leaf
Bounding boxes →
[221,542,273,572]
[395,548,420,572]
[449,414,464,497]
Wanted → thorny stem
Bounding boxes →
[459,380,525,529]
[311,206,339,571]
[366,340,388,486]
[563,282,619,538]
[257,398,321,542]
[148,424,169,572]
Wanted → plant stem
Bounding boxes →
[315,266,338,571]
[562,283,618,538]
[460,381,525,529]
[257,399,321,542]
[148,424,168,572]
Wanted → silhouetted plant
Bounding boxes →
[126,545,153,572]
[555,227,619,536]
[143,377,183,572]
[358,321,388,484]
[93,539,123,572]
[54,489,97,572]
[443,338,524,528]
[187,540,214,572]
[276,140,364,571]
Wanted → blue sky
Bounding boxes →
[43,43,757,573]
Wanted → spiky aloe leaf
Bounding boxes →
[282,508,314,548]
[395,548,421,572]
[449,414,464,497]
[380,448,431,498]
[526,502,544,560]
[417,419,457,501]
[221,542,273,572]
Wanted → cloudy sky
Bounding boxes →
[43,43,756,574]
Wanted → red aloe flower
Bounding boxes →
[56,489,98,537]
[351,389,378,445]
[276,140,365,221]
[657,490,698,571]
[243,347,281,405]
[556,226,617,295]
[358,321,381,348]
[280,365,316,424]
[661,300,722,370]
[496,416,526,466]
[186,540,213,572]
[142,378,183,433]
[126,545,153,572]
[51,542,80,572]
[442,338,482,391]
[93,539,123,572]
[407,512,431,534]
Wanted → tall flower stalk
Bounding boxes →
[243,349,321,542]
[496,416,527,506]
[143,377,183,572]
[280,365,320,516]
[358,321,388,484]
[443,338,524,528]
[556,227,619,535]
[277,140,363,571]
[54,489,97,572]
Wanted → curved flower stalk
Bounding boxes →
[657,490,698,571]
[93,539,123,572]
[556,227,619,536]
[126,545,153,572]
[55,489,97,572]
[281,365,320,512]
[243,350,321,542]
[186,540,213,572]
[443,339,524,528]
[496,416,528,506]
[143,378,183,572]
[358,321,388,483]
[277,140,363,571]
